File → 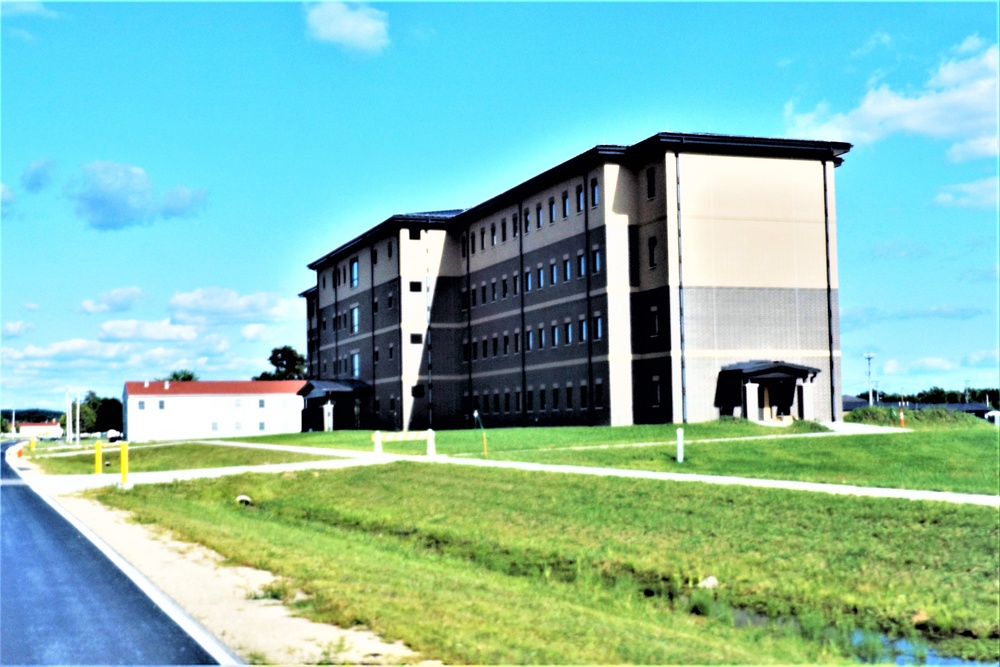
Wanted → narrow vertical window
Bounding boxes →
[551,324,559,346]
[503,334,509,355]
[538,267,545,288]
[563,259,571,281]
[351,306,359,333]
[388,240,393,258]
[350,258,359,287]
[594,315,604,340]
[565,322,573,344]
[550,263,557,285]
[372,247,378,265]
[592,249,602,273]
[552,388,560,410]
[525,270,532,292]
[579,318,588,341]
[539,327,546,348]
[491,223,497,246]
[648,236,658,268]
[578,254,586,277]
[590,178,599,207]
[576,184,584,212]
[548,198,556,224]
[492,336,498,356]
[491,282,497,302]
[514,332,520,352]
[502,278,508,299]
[535,205,542,229]
[561,191,569,218]
[480,228,485,251]
[501,219,507,243]
[470,232,476,255]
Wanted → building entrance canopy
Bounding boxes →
[715,361,821,423]
[299,380,372,431]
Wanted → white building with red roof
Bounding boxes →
[123,380,307,442]
[17,421,64,439]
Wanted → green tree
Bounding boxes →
[254,346,306,380]
[1,416,9,433]
[158,369,199,382]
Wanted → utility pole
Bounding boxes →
[864,352,875,406]
[874,380,880,405]
[964,380,970,404]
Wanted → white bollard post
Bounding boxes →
[426,429,436,457]
[677,427,684,463]
[374,431,383,454]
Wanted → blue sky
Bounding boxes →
[2,2,997,410]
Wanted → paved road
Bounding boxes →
[1,441,232,665]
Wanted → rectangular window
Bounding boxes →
[350,258,359,287]
[389,344,394,359]
[648,236,658,268]
[373,300,379,314]
[480,228,486,251]
[538,267,545,288]
[471,288,477,307]
[501,219,507,243]
[374,348,380,362]
[565,322,573,344]
[563,259,572,281]
[566,386,574,410]
[514,331,520,352]
[581,384,589,409]
[579,318,588,341]
[502,278,508,299]
[512,214,519,237]
[388,294,394,309]
[491,223,497,246]
[482,339,488,358]
[539,389,547,410]
[525,270,532,292]
[388,240,393,257]
[539,327,546,348]
[372,247,378,265]
[463,343,470,362]
[590,178,599,207]
[594,315,604,340]
[409,281,422,292]
[535,205,542,228]
[503,334,509,355]
[578,254,586,277]
[491,282,497,302]
[552,324,559,346]
[515,390,522,411]
[481,285,487,304]
[552,388,560,409]
[548,198,556,224]
[504,391,511,412]
[470,233,476,255]
[492,336,498,356]
[493,393,500,413]
[138,400,145,410]
[512,275,519,295]
[158,400,164,410]
[259,399,265,408]
[576,184,585,212]
[389,396,396,411]
[595,383,605,408]
[527,330,534,351]
[550,263,558,285]
[351,306,360,333]
[259,422,265,431]
[472,340,478,360]
[592,248,602,273]
[561,191,569,218]
[526,390,534,411]
[651,309,660,337]
[410,333,423,344]
[352,353,360,377]
[646,167,656,199]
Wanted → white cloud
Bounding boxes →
[169,287,298,325]
[80,286,144,314]
[306,2,389,53]
[99,318,198,342]
[2,321,32,338]
[955,34,987,55]
[934,177,999,209]
[963,349,999,368]
[23,302,39,311]
[21,158,56,192]
[1,183,14,217]
[785,39,998,162]
[0,2,59,18]
[241,323,269,341]
[64,161,207,230]
[1,338,133,362]
[851,30,892,57]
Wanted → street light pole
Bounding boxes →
[864,352,875,406]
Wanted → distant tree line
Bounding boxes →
[58,391,123,434]
[856,386,998,407]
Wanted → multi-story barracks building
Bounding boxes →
[301,131,851,431]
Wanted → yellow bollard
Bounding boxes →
[29,437,35,452]
[94,440,103,474]
[481,431,488,459]
[120,442,129,488]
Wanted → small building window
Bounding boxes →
[590,178,599,207]
[409,227,421,240]
[491,282,497,302]
[388,240,393,257]
[211,422,218,431]
[578,254,586,277]
[566,386,574,410]
[492,336,498,356]
[565,322,573,344]
[592,248,602,273]
[388,294,394,309]
[259,422,265,431]
[502,279,508,299]
[552,388,560,409]
[503,334,510,355]
[389,344,394,359]
[524,270,532,292]
[480,228,486,251]
[527,330,534,351]
[552,324,559,346]
[352,353,360,378]
[259,399,265,408]
[548,198,555,224]
[351,306,360,333]
[576,184,584,212]
[410,281,422,292]
[648,237,658,268]
[410,333,423,344]
[514,331,520,352]
[561,191,569,218]
[350,258,359,287]
[471,288,477,307]
[594,315,604,340]
[158,400,164,410]
[491,223,497,246]
[539,327,546,348]
[470,233,476,255]
[482,339,488,358]
[550,263,558,285]
[563,259,572,281]
[538,267,545,288]
[501,219,507,243]
[138,401,145,410]
[512,213,519,238]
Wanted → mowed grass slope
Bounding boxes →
[94,462,1000,663]
[29,444,333,475]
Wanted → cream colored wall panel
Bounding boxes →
[681,154,826,224]
[603,164,635,426]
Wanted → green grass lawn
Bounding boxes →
[493,427,1000,495]
[93,462,1000,663]
[29,443,335,475]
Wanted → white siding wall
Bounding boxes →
[124,393,303,442]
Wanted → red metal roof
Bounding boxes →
[17,421,60,427]
[124,380,307,396]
